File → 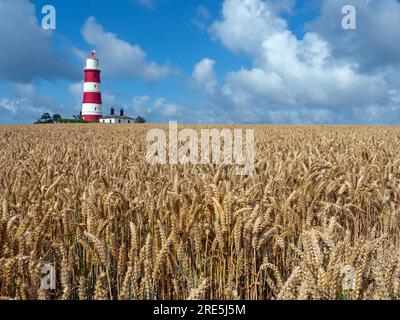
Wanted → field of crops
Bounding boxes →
[1,124,400,300]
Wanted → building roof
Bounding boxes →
[101,115,135,120]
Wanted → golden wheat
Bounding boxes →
[1,124,400,300]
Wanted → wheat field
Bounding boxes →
[1,124,400,300]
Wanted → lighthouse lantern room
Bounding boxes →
[82,51,102,122]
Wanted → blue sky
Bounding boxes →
[0,0,400,124]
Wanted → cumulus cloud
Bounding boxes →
[192,58,218,95]
[81,17,172,82]
[10,83,36,97]
[267,0,295,14]
[309,0,400,71]
[132,95,151,114]
[0,0,79,83]
[211,0,288,54]
[0,98,27,114]
[203,0,399,124]
[130,92,248,124]
[0,96,62,124]
[131,95,182,121]
[0,82,65,124]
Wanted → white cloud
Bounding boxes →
[211,0,288,54]
[0,82,65,124]
[0,0,79,82]
[192,58,218,95]
[204,0,398,124]
[154,98,180,116]
[131,95,182,121]
[309,0,400,71]
[132,95,151,114]
[0,98,26,114]
[81,17,171,82]
[268,0,295,14]
[10,83,36,97]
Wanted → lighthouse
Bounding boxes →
[82,51,102,122]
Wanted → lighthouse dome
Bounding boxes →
[85,51,100,70]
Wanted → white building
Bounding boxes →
[99,108,135,124]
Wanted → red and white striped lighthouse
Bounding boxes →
[82,51,102,122]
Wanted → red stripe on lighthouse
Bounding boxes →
[84,70,101,83]
[83,115,102,122]
[83,92,102,104]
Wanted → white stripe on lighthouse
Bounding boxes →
[85,59,100,70]
[82,103,102,115]
[84,82,101,93]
